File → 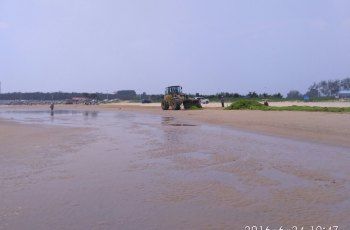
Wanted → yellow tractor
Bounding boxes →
[161,86,202,110]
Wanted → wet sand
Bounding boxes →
[105,101,350,108]
[1,106,350,229]
[100,103,350,148]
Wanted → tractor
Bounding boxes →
[161,86,202,110]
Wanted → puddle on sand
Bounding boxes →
[168,123,196,127]
[0,109,101,127]
[161,116,174,123]
[161,116,196,127]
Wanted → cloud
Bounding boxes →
[0,21,9,29]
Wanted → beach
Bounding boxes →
[3,0,350,228]
[101,102,350,147]
[1,104,350,229]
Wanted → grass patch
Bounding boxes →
[187,105,203,110]
[225,99,350,113]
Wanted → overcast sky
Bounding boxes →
[1,0,350,95]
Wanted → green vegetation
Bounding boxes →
[226,99,265,110]
[187,105,203,110]
[225,99,350,113]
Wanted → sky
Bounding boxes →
[1,0,350,95]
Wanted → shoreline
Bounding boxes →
[1,103,350,148]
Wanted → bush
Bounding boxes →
[225,99,265,110]
[226,99,350,112]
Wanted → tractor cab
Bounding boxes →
[165,86,182,95]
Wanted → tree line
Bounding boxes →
[287,77,350,99]
[1,78,348,102]
[0,90,284,102]
[0,92,117,101]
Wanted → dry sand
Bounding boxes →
[1,105,350,229]
[269,101,350,108]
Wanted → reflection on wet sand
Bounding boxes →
[1,109,350,229]
[83,111,99,118]
[161,116,197,127]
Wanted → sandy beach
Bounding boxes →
[1,104,350,229]
[103,100,350,108]
[100,102,350,148]
[3,0,350,228]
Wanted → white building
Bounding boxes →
[338,90,350,99]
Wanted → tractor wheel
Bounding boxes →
[174,103,181,110]
[161,100,169,110]
[183,100,191,110]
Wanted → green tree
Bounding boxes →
[287,90,302,99]
[341,78,350,90]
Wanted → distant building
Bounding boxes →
[338,90,350,99]
[303,95,310,101]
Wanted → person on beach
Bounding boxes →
[220,95,225,108]
[50,103,55,116]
